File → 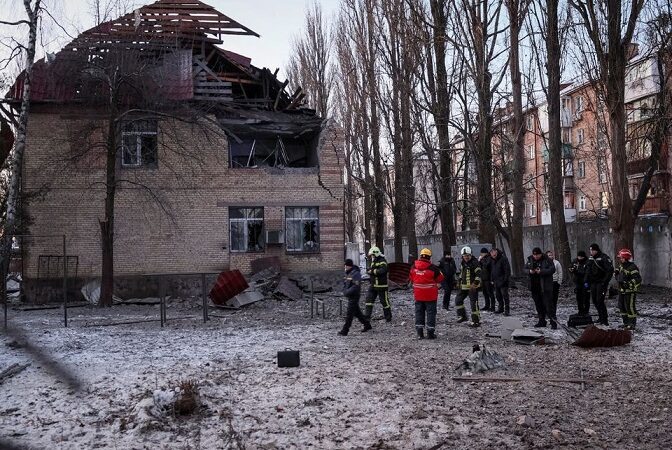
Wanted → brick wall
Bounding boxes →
[22,106,345,281]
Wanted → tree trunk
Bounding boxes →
[1,0,41,274]
[99,113,117,307]
[506,0,526,275]
[430,0,457,254]
[545,0,572,272]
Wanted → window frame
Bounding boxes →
[229,207,265,253]
[579,195,587,211]
[285,206,320,254]
[577,160,586,178]
[121,120,158,168]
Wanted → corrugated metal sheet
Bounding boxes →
[209,270,249,305]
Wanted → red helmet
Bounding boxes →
[617,248,633,260]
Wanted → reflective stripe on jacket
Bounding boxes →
[616,261,642,293]
[370,256,388,289]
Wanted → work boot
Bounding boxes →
[468,321,480,328]
[495,304,504,314]
[534,320,547,328]
[338,329,348,336]
[417,328,425,339]
[427,330,436,339]
[457,316,468,323]
[384,309,392,322]
[361,322,372,332]
[550,320,558,330]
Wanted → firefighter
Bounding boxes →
[454,246,482,327]
[525,247,557,329]
[338,259,372,336]
[365,246,392,322]
[568,251,590,315]
[479,247,495,311]
[438,252,457,310]
[410,248,444,339]
[586,243,613,326]
[614,248,642,330]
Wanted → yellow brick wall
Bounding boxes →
[22,106,345,278]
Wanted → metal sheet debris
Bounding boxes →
[228,290,265,308]
[511,329,545,345]
[455,345,506,376]
[501,317,524,340]
[209,270,249,305]
[388,262,412,289]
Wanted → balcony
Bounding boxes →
[636,196,668,215]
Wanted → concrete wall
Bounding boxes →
[384,216,672,287]
[21,106,345,292]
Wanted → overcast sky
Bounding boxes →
[0,0,340,79]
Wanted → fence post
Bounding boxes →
[310,277,314,318]
[62,235,68,328]
[159,277,165,328]
[201,273,208,323]
[2,257,7,330]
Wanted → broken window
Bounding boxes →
[229,207,264,252]
[228,135,317,168]
[121,120,158,167]
[285,207,319,253]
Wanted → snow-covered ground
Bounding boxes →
[2,284,672,449]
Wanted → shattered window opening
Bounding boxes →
[229,207,265,252]
[121,120,158,167]
[285,207,319,253]
[228,135,317,168]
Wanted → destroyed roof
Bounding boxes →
[4,0,308,113]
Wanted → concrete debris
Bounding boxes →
[584,428,596,435]
[517,415,535,428]
[455,344,506,376]
[552,429,562,439]
[274,277,304,301]
[250,256,282,276]
[249,267,280,284]
[227,289,265,308]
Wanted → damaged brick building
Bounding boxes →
[3,0,345,301]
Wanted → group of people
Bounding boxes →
[338,242,642,338]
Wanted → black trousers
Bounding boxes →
[552,282,560,310]
[575,285,590,315]
[482,280,495,309]
[342,297,369,333]
[454,289,480,323]
[531,282,556,323]
[441,281,453,309]
[415,301,438,331]
[365,288,392,321]
[494,285,510,312]
[590,282,609,325]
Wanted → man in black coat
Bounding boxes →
[479,248,495,311]
[338,259,372,336]
[568,250,590,315]
[586,243,614,325]
[489,248,511,316]
[438,252,457,310]
[525,247,557,329]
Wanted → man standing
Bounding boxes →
[338,259,372,336]
[546,250,564,312]
[525,247,557,329]
[438,252,457,310]
[479,248,495,311]
[614,248,642,330]
[410,248,444,339]
[568,251,590,315]
[454,246,482,327]
[586,243,613,326]
[489,248,511,315]
[365,246,392,322]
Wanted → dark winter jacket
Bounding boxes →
[490,249,511,288]
[367,255,388,289]
[410,259,445,301]
[525,254,555,292]
[343,266,362,300]
[438,256,457,285]
[569,258,588,287]
[615,261,642,293]
[479,254,493,282]
[586,251,614,285]
[457,256,481,290]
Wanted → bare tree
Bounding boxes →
[568,0,645,252]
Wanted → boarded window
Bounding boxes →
[285,207,319,253]
[229,207,264,252]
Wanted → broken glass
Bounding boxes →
[229,207,264,252]
[285,207,319,253]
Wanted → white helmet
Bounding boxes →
[461,246,472,255]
